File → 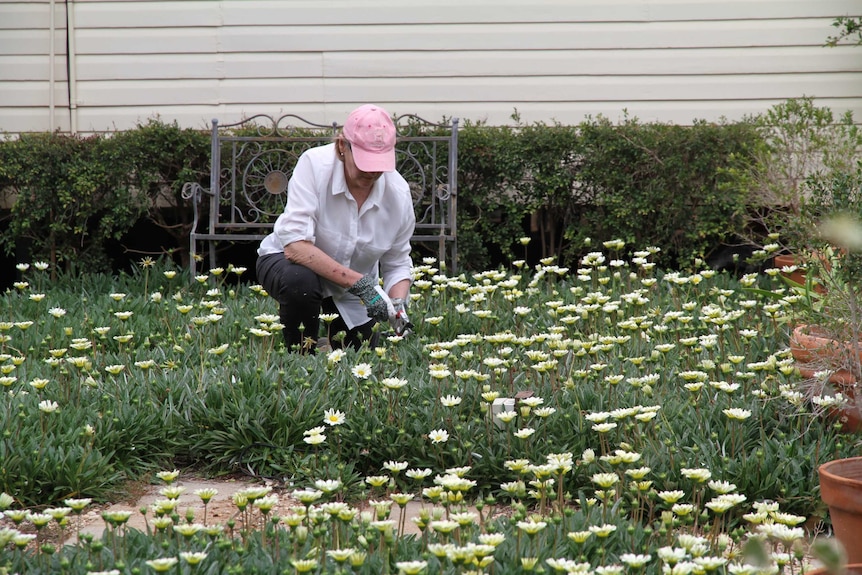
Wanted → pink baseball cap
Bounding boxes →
[342,104,397,172]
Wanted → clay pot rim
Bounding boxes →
[820,456,862,488]
[805,565,862,575]
[791,324,862,365]
[792,324,861,343]
[774,253,802,265]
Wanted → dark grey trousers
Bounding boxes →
[255,252,377,352]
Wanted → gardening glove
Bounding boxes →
[348,273,396,323]
[390,298,414,337]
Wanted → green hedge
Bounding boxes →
[0,132,146,274]
[0,120,209,274]
[0,115,761,274]
[570,116,760,267]
[452,115,760,269]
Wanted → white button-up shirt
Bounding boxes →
[258,143,415,328]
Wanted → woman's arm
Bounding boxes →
[283,241,363,289]
[387,278,411,300]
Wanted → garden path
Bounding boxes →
[66,474,433,545]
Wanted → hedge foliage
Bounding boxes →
[1,113,762,274]
[0,120,209,274]
[572,116,760,267]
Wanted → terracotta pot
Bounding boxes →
[774,253,808,286]
[795,363,862,432]
[773,252,827,292]
[820,459,862,565]
[806,565,862,575]
[792,325,862,432]
[790,325,862,376]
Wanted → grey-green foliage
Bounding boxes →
[0,257,853,520]
[722,97,861,253]
[793,163,862,384]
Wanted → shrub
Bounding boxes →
[0,133,147,273]
[116,119,211,267]
[567,115,759,268]
[721,97,861,256]
[456,122,530,269]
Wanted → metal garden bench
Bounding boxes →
[182,113,459,277]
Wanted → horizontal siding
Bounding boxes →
[2,108,72,134]
[0,1,68,132]
[0,29,68,57]
[68,47,862,82]
[55,74,861,108]
[70,0,862,26]
[220,0,862,25]
[323,47,862,77]
[73,53,323,81]
[0,56,68,82]
[322,74,862,103]
[0,82,70,108]
[0,2,66,30]
[72,20,839,54]
[1,0,861,133]
[67,98,862,134]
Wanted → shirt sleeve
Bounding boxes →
[273,149,322,248]
[380,183,416,293]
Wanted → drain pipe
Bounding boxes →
[49,0,55,129]
[66,0,78,133]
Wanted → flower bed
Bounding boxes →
[0,245,852,574]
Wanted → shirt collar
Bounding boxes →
[331,161,385,207]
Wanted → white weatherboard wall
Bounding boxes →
[1,0,861,134]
